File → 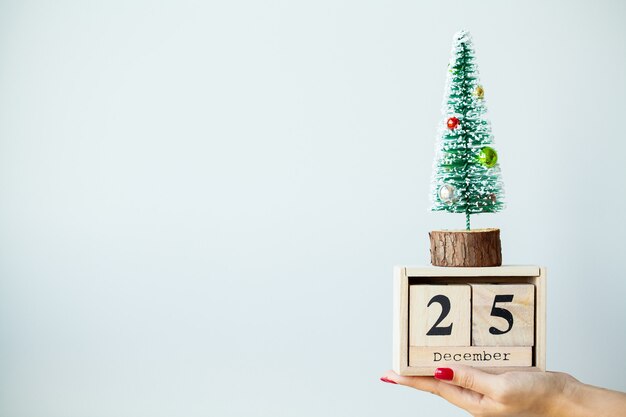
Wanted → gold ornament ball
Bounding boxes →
[475,85,484,99]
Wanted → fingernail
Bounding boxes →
[434,368,454,381]
[380,376,397,384]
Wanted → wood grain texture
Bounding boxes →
[429,228,502,267]
[471,284,535,347]
[397,365,543,376]
[405,265,539,277]
[392,267,409,374]
[409,285,471,347]
[535,268,547,371]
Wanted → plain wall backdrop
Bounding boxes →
[1,1,625,416]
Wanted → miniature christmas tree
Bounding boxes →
[429,30,504,267]
[431,30,504,230]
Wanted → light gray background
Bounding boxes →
[1,1,625,416]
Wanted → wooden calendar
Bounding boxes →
[392,265,546,375]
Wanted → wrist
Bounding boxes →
[548,374,625,417]
[547,373,585,417]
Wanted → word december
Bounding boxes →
[433,351,512,362]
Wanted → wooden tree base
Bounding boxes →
[429,228,502,267]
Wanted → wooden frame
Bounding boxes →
[393,265,546,376]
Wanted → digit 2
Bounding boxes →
[426,294,453,336]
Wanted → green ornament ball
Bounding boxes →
[478,147,498,168]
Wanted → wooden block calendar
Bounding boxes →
[393,266,546,375]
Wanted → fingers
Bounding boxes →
[435,365,501,396]
[381,370,440,393]
[381,370,483,411]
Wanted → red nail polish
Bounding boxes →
[434,368,454,381]
[380,376,397,384]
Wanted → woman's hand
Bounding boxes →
[380,366,626,417]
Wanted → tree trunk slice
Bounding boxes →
[429,228,502,267]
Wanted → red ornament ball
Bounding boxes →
[447,117,459,130]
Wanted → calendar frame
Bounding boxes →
[393,265,546,376]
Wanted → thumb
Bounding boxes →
[435,365,500,396]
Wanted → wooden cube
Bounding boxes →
[409,285,471,347]
[393,266,546,376]
[471,284,535,347]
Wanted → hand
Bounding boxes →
[380,366,626,417]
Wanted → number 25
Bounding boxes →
[425,293,515,336]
